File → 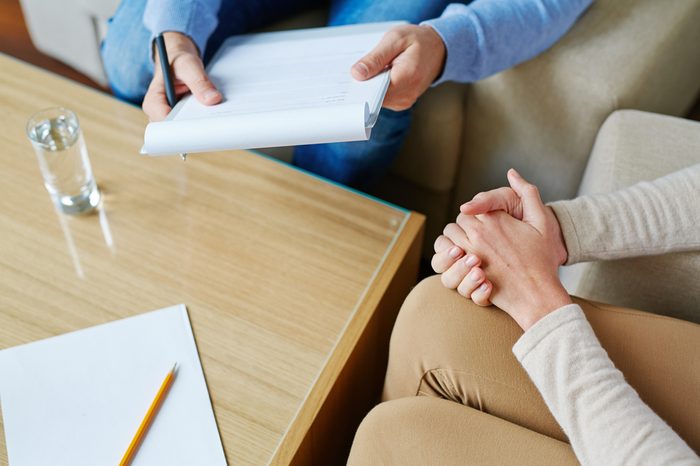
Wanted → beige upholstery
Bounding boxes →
[561,110,700,322]
[19,0,119,86]
[20,0,700,257]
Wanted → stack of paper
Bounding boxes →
[142,21,403,155]
[0,305,226,466]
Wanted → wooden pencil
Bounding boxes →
[119,362,178,466]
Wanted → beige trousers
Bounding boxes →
[347,276,700,465]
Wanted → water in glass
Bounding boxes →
[27,109,100,214]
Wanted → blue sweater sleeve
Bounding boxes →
[423,0,594,84]
[143,0,221,56]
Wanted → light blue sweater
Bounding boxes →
[143,0,593,84]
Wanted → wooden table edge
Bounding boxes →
[269,212,425,465]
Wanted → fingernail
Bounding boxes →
[464,254,478,267]
[204,89,220,101]
[353,62,369,78]
[448,246,462,259]
[478,282,489,292]
[468,269,481,282]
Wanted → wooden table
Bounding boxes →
[0,54,424,465]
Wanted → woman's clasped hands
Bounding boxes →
[432,169,572,331]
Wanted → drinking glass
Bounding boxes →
[26,107,100,214]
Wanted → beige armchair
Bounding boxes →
[19,0,700,258]
[561,110,700,324]
[19,0,118,86]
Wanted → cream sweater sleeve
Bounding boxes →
[548,164,700,264]
[513,305,699,465]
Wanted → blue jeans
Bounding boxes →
[102,0,450,188]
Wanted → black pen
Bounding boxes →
[155,33,187,161]
[156,33,177,108]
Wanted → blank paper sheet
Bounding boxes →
[0,305,226,466]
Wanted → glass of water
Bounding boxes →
[26,107,100,214]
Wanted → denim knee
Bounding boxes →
[293,108,412,187]
[101,0,153,103]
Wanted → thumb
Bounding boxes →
[176,55,222,105]
[352,30,405,80]
[461,187,523,219]
[507,169,547,229]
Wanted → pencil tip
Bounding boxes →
[172,362,179,374]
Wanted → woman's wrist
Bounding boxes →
[515,280,573,331]
[545,206,568,266]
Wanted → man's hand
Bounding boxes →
[351,24,446,111]
[142,32,222,121]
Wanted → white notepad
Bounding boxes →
[0,305,226,466]
[142,21,403,155]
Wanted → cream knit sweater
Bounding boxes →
[513,165,700,465]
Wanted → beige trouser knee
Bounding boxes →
[348,275,700,464]
[348,397,577,465]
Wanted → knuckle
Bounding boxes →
[385,29,402,41]
[170,53,190,68]
[368,55,386,71]
[525,184,539,196]
[190,76,211,91]
[430,255,442,273]
[457,282,470,297]
[444,223,462,242]
[388,27,409,41]
[443,223,455,236]
[441,271,459,290]
[440,273,453,289]
[468,226,483,242]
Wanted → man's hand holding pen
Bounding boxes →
[143,32,222,122]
